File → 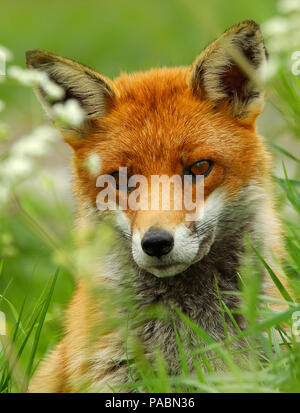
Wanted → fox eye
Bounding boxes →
[186,160,213,177]
[110,171,134,192]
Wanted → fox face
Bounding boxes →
[27,20,271,278]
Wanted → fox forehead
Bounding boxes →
[73,67,270,192]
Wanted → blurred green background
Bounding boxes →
[0,0,296,374]
[1,0,278,125]
[1,0,278,74]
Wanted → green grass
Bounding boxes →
[0,129,299,394]
[1,0,300,393]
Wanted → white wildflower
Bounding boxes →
[258,57,280,81]
[0,124,59,208]
[41,78,65,100]
[52,99,85,128]
[84,153,102,177]
[278,0,300,13]
[262,16,290,37]
[0,46,12,78]
[266,57,280,79]
[0,45,13,62]
[1,157,33,180]
[8,66,64,100]
[9,65,44,86]
[12,125,59,158]
[267,36,290,53]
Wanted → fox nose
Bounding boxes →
[141,229,174,257]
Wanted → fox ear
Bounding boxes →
[26,49,117,130]
[189,20,267,122]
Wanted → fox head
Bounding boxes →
[26,20,272,278]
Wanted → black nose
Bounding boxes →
[141,229,174,257]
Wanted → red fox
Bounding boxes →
[26,20,285,392]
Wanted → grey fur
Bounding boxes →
[98,185,266,387]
